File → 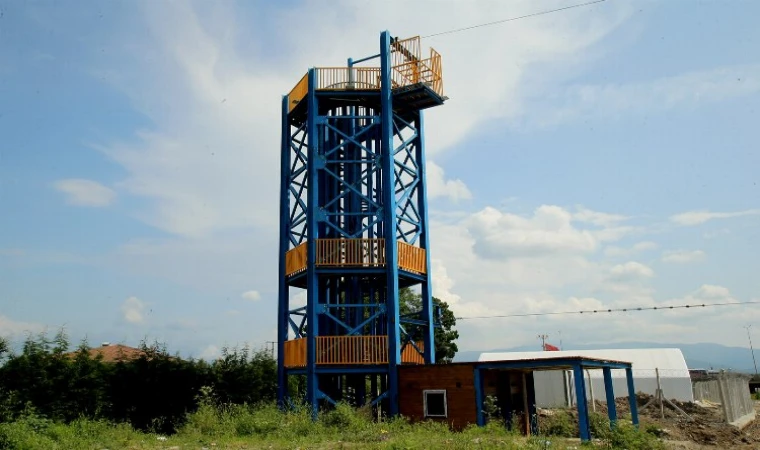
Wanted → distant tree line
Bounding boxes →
[0,331,276,433]
[0,293,459,433]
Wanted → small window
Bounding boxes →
[423,389,448,418]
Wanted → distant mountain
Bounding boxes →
[454,341,759,374]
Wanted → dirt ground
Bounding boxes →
[590,394,760,449]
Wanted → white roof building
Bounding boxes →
[479,348,693,407]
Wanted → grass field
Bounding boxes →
[0,402,665,449]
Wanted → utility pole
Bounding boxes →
[744,325,758,375]
[265,341,277,359]
[558,330,563,350]
[537,334,548,351]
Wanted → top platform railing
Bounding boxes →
[287,36,443,112]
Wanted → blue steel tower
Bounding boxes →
[278,31,446,416]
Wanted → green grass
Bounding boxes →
[0,403,666,450]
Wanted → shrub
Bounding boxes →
[539,409,576,437]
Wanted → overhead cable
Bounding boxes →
[422,0,608,38]
[456,300,760,320]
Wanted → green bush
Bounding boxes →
[0,332,277,434]
[539,409,576,437]
[604,422,666,450]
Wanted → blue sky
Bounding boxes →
[1,0,759,358]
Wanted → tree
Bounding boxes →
[398,287,459,363]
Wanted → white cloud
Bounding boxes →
[430,259,462,308]
[241,290,261,302]
[426,161,471,202]
[121,296,147,324]
[535,63,760,127]
[53,179,116,207]
[670,209,760,226]
[604,241,658,257]
[573,207,629,227]
[692,284,732,300]
[0,315,45,337]
[90,1,635,237]
[199,344,221,360]
[467,206,599,259]
[662,249,706,264]
[67,2,760,353]
[609,261,655,281]
[703,228,730,239]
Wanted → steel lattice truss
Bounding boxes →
[286,122,309,248]
[392,115,422,245]
[319,107,383,239]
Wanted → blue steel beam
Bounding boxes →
[626,368,639,427]
[380,30,402,416]
[474,368,485,426]
[603,367,618,428]
[573,364,591,442]
[416,112,435,364]
[305,67,320,420]
[277,95,291,408]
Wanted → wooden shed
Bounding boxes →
[397,356,640,441]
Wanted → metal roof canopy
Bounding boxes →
[469,356,639,442]
[473,355,632,371]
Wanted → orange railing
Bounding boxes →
[286,36,443,112]
[398,241,427,274]
[402,341,425,365]
[283,338,307,368]
[317,335,387,365]
[285,239,426,276]
[316,238,385,267]
[315,67,382,91]
[285,242,308,276]
[282,336,425,367]
[287,73,309,113]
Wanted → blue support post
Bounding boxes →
[416,112,435,364]
[277,95,291,408]
[474,368,485,426]
[573,365,591,442]
[626,367,639,428]
[379,30,401,416]
[305,68,320,419]
[603,367,617,428]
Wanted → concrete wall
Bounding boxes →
[693,374,755,427]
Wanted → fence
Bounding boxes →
[693,374,755,427]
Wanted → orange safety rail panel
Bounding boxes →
[316,335,388,365]
[287,36,442,113]
[284,336,425,367]
[316,238,386,267]
[316,67,382,91]
[397,241,427,274]
[283,338,307,368]
[401,341,425,364]
[285,242,308,276]
[287,73,309,113]
[391,36,422,68]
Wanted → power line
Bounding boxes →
[422,0,608,39]
[456,300,760,321]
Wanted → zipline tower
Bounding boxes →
[278,31,446,416]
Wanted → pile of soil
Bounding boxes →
[539,394,760,449]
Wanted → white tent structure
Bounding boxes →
[479,348,693,407]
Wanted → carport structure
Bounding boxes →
[473,356,639,441]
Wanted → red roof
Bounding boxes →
[70,344,145,363]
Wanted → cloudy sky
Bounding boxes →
[1,0,759,359]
